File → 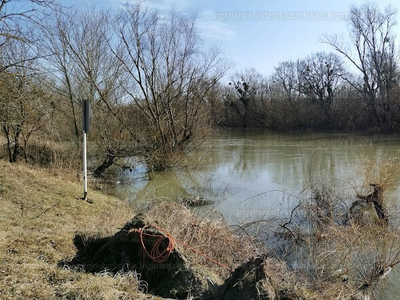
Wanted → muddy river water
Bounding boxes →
[110,129,400,222]
[103,129,400,298]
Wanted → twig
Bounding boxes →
[279,204,301,239]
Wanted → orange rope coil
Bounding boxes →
[127,225,175,263]
[127,224,233,271]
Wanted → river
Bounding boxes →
[108,129,400,223]
[102,129,400,299]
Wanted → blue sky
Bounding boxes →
[62,0,400,77]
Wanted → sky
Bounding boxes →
[61,0,400,78]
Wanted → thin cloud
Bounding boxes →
[197,10,236,41]
[121,2,236,41]
[128,0,191,12]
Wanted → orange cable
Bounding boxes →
[127,224,233,271]
[128,225,175,263]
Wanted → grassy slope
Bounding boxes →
[0,161,161,300]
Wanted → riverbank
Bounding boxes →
[0,161,157,299]
[0,162,268,299]
[2,161,399,299]
[0,161,326,299]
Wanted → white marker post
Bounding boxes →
[83,99,90,201]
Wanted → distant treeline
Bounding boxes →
[214,3,400,131]
[0,1,399,174]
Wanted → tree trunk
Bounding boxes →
[93,152,116,177]
[11,141,20,163]
[11,125,22,163]
[3,124,22,163]
[3,125,13,163]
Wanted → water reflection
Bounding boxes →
[110,129,400,225]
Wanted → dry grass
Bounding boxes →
[305,158,400,299]
[308,223,400,299]
[0,161,260,299]
[7,157,393,299]
[276,182,400,300]
[0,161,162,300]
[348,153,400,194]
[241,154,400,299]
[144,200,258,280]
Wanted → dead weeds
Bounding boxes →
[0,161,159,299]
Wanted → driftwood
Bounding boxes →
[350,184,387,223]
[180,196,212,206]
[203,255,304,300]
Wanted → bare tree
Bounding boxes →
[271,60,307,127]
[0,42,49,163]
[112,4,227,171]
[226,69,267,127]
[40,7,81,145]
[297,52,345,127]
[323,2,399,129]
[0,0,54,73]
[42,6,143,176]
